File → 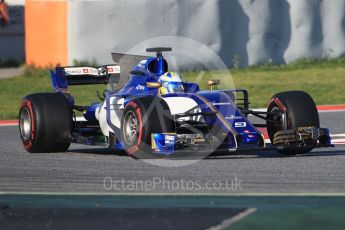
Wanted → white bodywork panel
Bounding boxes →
[162,97,202,122]
[96,96,201,137]
[97,97,124,137]
[162,97,198,115]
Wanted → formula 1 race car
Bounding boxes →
[19,47,332,157]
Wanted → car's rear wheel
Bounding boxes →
[19,93,72,153]
[266,91,320,155]
[120,96,175,158]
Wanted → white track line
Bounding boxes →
[331,134,345,138]
[207,208,257,230]
[252,108,345,113]
[318,110,345,113]
[0,123,18,126]
[0,117,86,126]
[331,139,345,144]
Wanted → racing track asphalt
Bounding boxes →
[0,111,344,194]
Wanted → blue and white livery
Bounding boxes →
[19,47,332,156]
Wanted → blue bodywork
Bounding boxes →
[49,48,331,155]
[49,50,264,154]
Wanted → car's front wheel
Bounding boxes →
[120,96,175,158]
[266,91,320,155]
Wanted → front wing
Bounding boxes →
[151,127,332,155]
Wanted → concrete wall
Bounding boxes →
[0,0,24,60]
[67,0,345,67]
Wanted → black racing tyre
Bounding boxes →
[19,93,72,153]
[120,96,175,158]
[266,91,319,155]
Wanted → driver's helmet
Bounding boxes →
[158,72,185,95]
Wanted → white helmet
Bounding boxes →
[158,72,185,94]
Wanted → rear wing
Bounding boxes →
[50,65,120,93]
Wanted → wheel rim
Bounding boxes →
[20,107,32,142]
[123,111,139,145]
[268,106,287,136]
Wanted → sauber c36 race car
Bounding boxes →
[19,47,332,157]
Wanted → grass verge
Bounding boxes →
[0,67,105,120]
[0,59,344,120]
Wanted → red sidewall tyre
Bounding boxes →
[19,93,72,153]
[120,96,175,158]
[266,91,319,155]
[19,99,36,151]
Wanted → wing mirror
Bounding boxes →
[146,82,162,88]
[207,79,220,91]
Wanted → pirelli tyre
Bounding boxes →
[266,91,320,155]
[120,96,175,158]
[19,93,72,153]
